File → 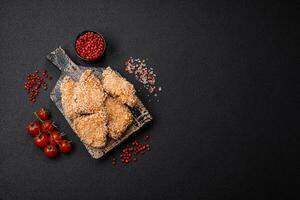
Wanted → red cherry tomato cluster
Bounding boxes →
[26,108,72,158]
[75,31,105,60]
[23,69,52,102]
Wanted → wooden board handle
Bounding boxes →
[46,47,75,71]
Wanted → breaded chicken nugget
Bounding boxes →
[73,109,108,148]
[105,97,133,139]
[60,76,79,121]
[102,67,137,107]
[73,70,107,114]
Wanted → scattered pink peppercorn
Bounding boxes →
[23,69,51,102]
[112,136,151,166]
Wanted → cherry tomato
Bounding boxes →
[49,130,62,145]
[41,120,55,133]
[35,108,49,121]
[58,140,72,153]
[26,121,40,136]
[43,144,58,158]
[49,136,56,146]
[33,133,49,148]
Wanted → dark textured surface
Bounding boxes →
[0,0,299,199]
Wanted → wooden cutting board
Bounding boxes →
[47,47,152,159]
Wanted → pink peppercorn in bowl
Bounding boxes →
[74,30,106,61]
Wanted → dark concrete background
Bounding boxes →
[0,0,298,199]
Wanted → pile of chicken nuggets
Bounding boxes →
[60,67,137,148]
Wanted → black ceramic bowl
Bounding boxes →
[74,30,106,61]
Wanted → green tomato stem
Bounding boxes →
[34,112,44,123]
